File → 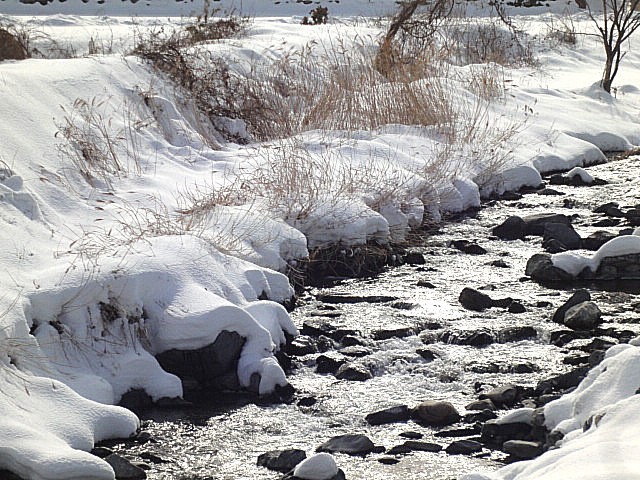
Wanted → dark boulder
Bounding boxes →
[316,353,346,374]
[593,201,619,214]
[288,336,318,356]
[543,223,582,250]
[502,440,543,459]
[552,289,591,324]
[459,288,493,311]
[452,240,488,255]
[317,434,376,455]
[335,363,372,381]
[155,330,244,391]
[401,441,443,452]
[525,254,575,283]
[522,213,571,236]
[439,329,495,347]
[445,440,483,455]
[404,251,426,265]
[479,384,519,407]
[583,231,616,250]
[373,325,414,341]
[104,454,147,480]
[257,449,307,473]
[497,326,537,343]
[493,216,526,240]
[411,400,461,426]
[563,301,602,330]
[365,405,410,426]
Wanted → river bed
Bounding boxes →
[110,154,640,480]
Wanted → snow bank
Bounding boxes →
[464,342,640,480]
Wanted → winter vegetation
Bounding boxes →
[0,0,639,478]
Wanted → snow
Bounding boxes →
[565,166,594,183]
[552,235,640,276]
[464,342,640,480]
[0,1,639,479]
[293,453,339,480]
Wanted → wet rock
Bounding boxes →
[340,335,365,347]
[399,431,423,439]
[373,325,414,341]
[316,294,397,304]
[0,29,28,61]
[156,330,244,391]
[501,191,523,201]
[463,410,497,423]
[298,397,317,407]
[416,348,438,361]
[118,389,153,411]
[459,288,493,311]
[593,201,619,214]
[310,310,342,318]
[522,213,571,236]
[434,426,480,438]
[536,366,589,395]
[404,251,426,265]
[493,216,526,240]
[542,238,567,253]
[104,454,147,480]
[502,440,544,459]
[401,441,443,452]
[378,457,400,465]
[338,346,371,358]
[552,289,591,324]
[417,279,436,288]
[525,253,574,283]
[440,329,495,347]
[91,447,114,458]
[139,452,167,464]
[365,405,410,426]
[491,297,514,308]
[391,301,418,310]
[543,223,582,250]
[386,444,412,455]
[507,302,527,314]
[625,208,640,226]
[411,400,461,426]
[335,363,372,381]
[317,434,376,455]
[316,353,346,374]
[465,399,496,411]
[490,259,510,268]
[497,326,537,343]
[257,449,307,472]
[563,301,602,330]
[537,187,564,196]
[452,240,487,255]
[481,421,532,446]
[583,231,617,251]
[288,336,318,356]
[445,440,483,455]
[479,384,519,407]
[594,218,621,227]
[316,335,335,353]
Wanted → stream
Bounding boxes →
[110,154,640,480]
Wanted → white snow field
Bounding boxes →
[0,0,639,478]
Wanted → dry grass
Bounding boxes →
[55,95,151,189]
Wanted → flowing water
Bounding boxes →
[111,155,640,480]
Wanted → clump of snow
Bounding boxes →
[552,235,640,276]
[293,453,339,480]
[565,166,594,183]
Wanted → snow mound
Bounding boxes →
[293,453,339,480]
[552,235,640,276]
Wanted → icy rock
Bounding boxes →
[257,449,307,473]
[411,400,461,426]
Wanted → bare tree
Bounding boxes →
[586,0,640,93]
